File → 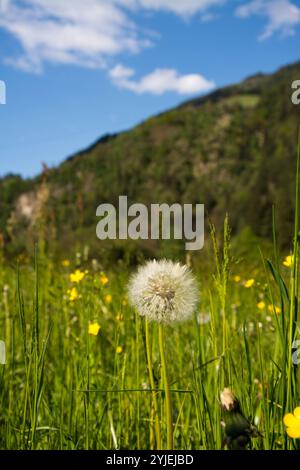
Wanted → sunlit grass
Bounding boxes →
[0,233,298,450]
[0,132,299,451]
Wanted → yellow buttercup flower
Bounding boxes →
[283,255,294,268]
[233,275,241,283]
[68,287,79,302]
[116,346,123,354]
[244,279,255,288]
[100,274,109,286]
[70,269,85,283]
[105,294,112,304]
[284,407,300,438]
[268,304,281,314]
[257,301,266,310]
[116,313,123,322]
[62,259,70,267]
[88,322,101,336]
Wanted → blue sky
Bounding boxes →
[0,0,300,178]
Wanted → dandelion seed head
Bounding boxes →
[128,259,198,324]
[220,387,237,411]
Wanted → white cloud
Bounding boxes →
[236,0,300,40]
[0,0,10,12]
[0,0,226,72]
[0,0,149,72]
[110,65,215,95]
[110,63,135,79]
[0,0,298,75]
[120,0,226,17]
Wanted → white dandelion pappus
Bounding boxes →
[128,259,198,324]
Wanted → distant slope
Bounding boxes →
[1,60,300,259]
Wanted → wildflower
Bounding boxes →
[128,259,198,324]
[244,279,255,288]
[68,287,79,302]
[233,275,241,283]
[116,313,123,322]
[283,255,294,268]
[220,388,238,411]
[88,322,101,336]
[220,387,260,450]
[197,312,211,325]
[248,322,255,334]
[257,301,265,310]
[283,407,300,438]
[70,269,85,283]
[116,346,123,354]
[62,259,70,267]
[91,259,99,271]
[105,294,112,304]
[100,274,109,286]
[122,297,128,307]
[268,304,281,314]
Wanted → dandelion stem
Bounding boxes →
[145,321,161,450]
[158,324,173,450]
[135,311,141,449]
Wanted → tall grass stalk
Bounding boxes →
[144,321,161,449]
[287,127,300,412]
[158,324,173,450]
[210,215,231,387]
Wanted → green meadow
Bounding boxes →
[0,199,299,450]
